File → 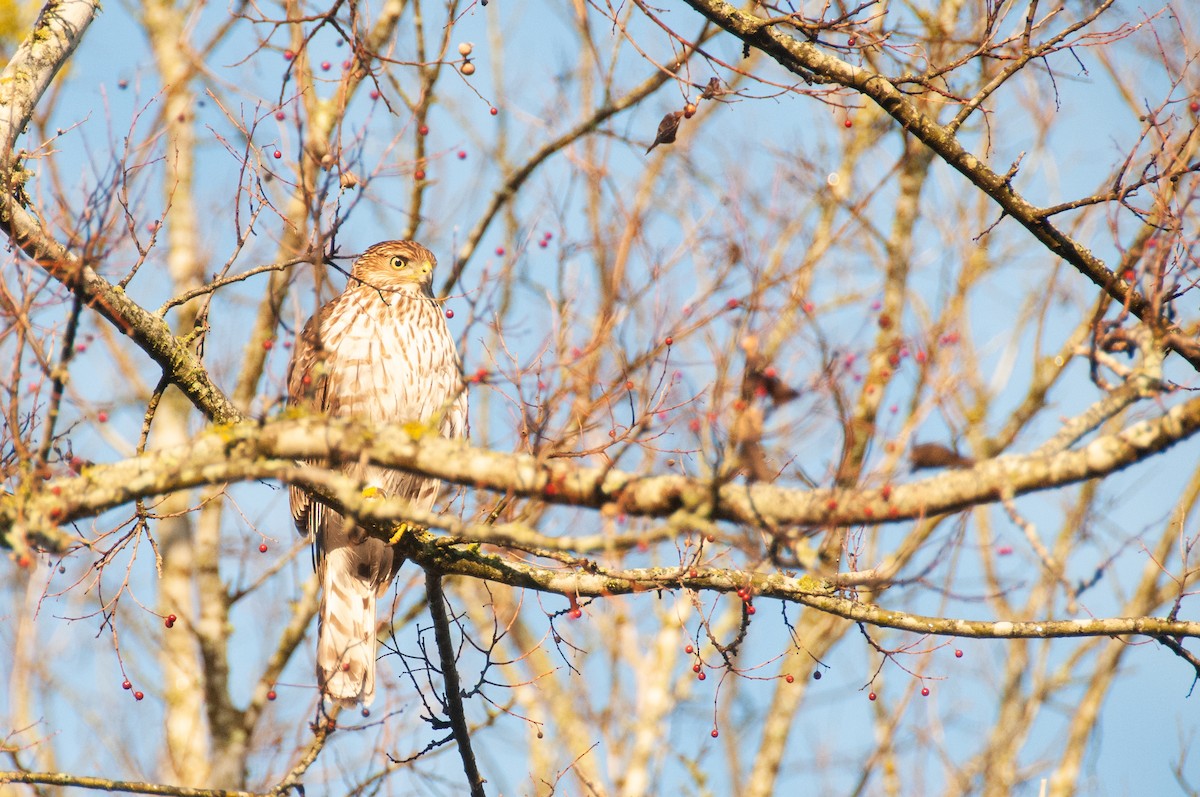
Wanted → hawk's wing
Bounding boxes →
[287,298,335,539]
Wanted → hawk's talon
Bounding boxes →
[389,521,427,545]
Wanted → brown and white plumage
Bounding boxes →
[287,240,467,707]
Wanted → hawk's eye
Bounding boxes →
[390,255,408,269]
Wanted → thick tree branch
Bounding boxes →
[6,385,1200,554]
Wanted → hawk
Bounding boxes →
[287,240,467,707]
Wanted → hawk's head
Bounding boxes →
[351,240,437,293]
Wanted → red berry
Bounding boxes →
[259,543,268,553]
[726,298,739,309]
[118,79,129,89]
[848,36,857,46]
[844,119,853,128]
[495,246,505,256]
[445,308,454,319]
[273,150,281,159]
[625,380,634,390]
[418,124,429,135]
[263,339,273,350]
[543,231,553,240]
[569,607,582,619]
[267,690,277,701]
[785,674,794,683]
[747,605,756,615]
[134,691,145,701]
[284,50,294,60]
[692,663,701,673]
[122,680,132,690]
[710,729,718,738]
[164,618,174,628]
[167,614,177,623]
[97,411,108,423]
[342,60,351,70]
[490,107,498,116]
[457,150,467,160]
[697,671,706,681]
[955,649,963,658]
[361,708,370,717]
[369,90,380,100]
[320,61,331,71]
[414,169,426,180]
[921,687,930,697]
[664,336,673,346]
[1191,101,1200,113]
[685,644,694,654]
[342,662,351,672]
[538,240,548,248]
[274,111,285,121]
[868,692,876,701]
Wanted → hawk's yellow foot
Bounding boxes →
[388,521,427,545]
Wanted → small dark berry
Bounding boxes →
[813,671,822,680]
[710,729,718,738]
[868,692,876,701]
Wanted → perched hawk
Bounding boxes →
[287,240,467,706]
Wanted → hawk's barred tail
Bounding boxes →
[317,547,379,707]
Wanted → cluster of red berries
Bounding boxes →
[164,613,177,629]
[736,586,756,615]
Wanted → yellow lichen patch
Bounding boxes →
[361,485,381,499]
